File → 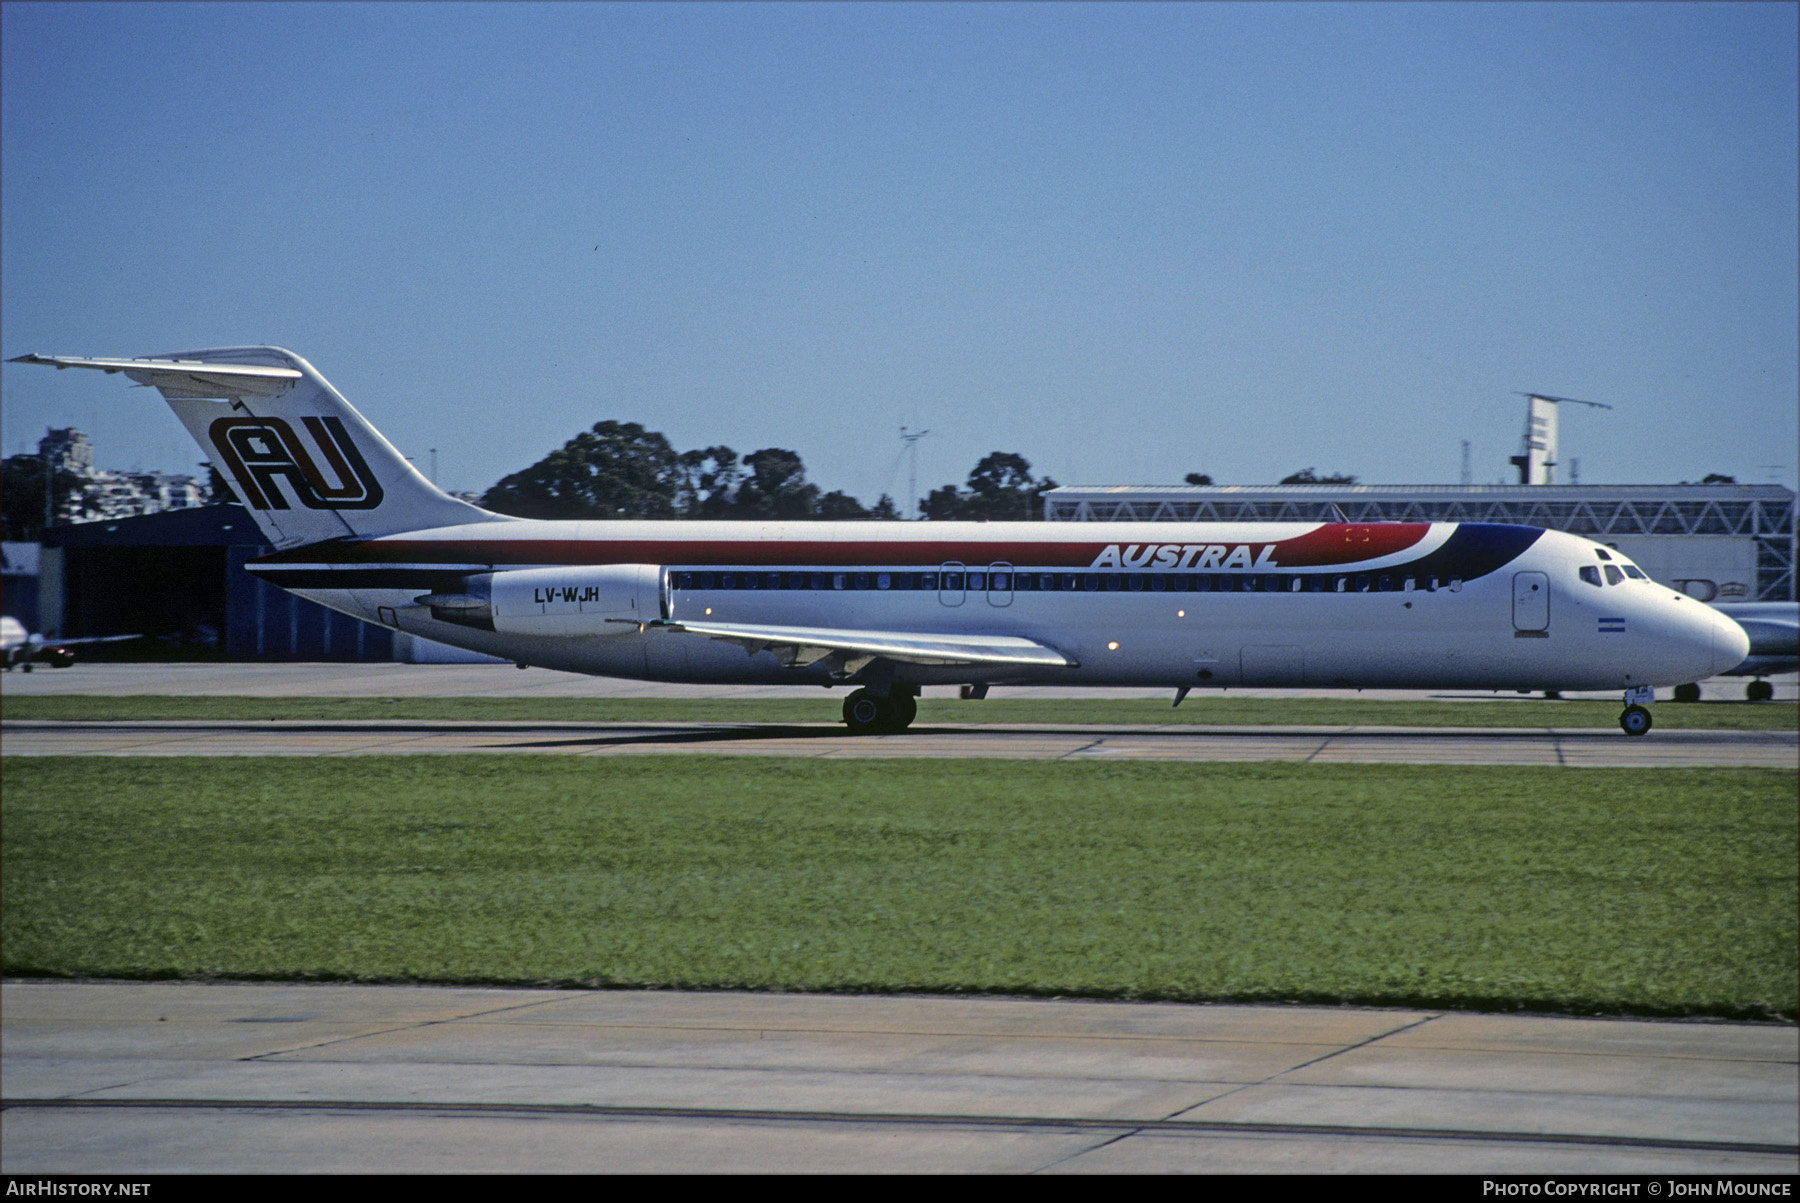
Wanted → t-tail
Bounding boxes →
[8,348,495,548]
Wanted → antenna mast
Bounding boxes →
[900,425,930,519]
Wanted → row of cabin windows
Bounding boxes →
[672,570,1465,594]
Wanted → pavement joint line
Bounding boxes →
[236,995,583,1061]
[1162,1011,1449,1120]
[2,1097,1791,1157]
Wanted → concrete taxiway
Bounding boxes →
[3,981,1794,1175]
[4,659,1795,702]
[4,662,1794,766]
[5,664,1794,1173]
[4,717,1794,767]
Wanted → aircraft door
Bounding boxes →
[987,561,1014,607]
[1512,572,1549,632]
[938,561,966,607]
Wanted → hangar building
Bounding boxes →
[1043,483,1797,603]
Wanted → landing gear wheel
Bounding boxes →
[1746,679,1774,702]
[1619,705,1652,736]
[1673,682,1701,704]
[891,693,917,731]
[842,689,895,735]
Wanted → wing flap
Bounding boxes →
[8,354,301,399]
[652,619,1076,669]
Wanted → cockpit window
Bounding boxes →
[1622,565,1647,580]
[1595,548,1612,561]
[1604,565,1624,586]
[1579,566,1602,587]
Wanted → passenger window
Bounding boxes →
[920,573,937,590]
[1354,575,1370,593]
[1579,566,1601,587]
[1449,578,1463,592]
[1128,574,1145,591]
[1377,575,1393,592]
[1604,565,1623,586]
[1104,574,1122,592]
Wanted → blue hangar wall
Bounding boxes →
[39,505,392,661]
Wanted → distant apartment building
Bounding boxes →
[8,427,211,526]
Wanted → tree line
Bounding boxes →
[0,410,1374,538]
[478,419,1065,522]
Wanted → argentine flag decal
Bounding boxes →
[1598,616,1627,634]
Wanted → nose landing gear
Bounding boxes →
[1619,685,1656,736]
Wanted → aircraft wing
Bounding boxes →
[7,354,300,399]
[651,619,1076,670]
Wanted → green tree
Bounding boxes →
[1,455,99,540]
[732,448,820,519]
[483,421,680,519]
[922,452,1057,521]
[674,446,741,517]
[817,490,870,519]
[1279,467,1357,485]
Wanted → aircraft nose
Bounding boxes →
[1711,611,1752,677]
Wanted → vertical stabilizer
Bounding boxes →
[9,348,499,548]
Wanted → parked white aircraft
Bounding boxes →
[1,615,137,671]
[1676,602,1797,702]
[9,348,1750,734]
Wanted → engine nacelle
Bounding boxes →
[424,564,665,636]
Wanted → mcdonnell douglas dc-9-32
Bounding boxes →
[9,348,1751,735]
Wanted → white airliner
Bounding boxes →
[9,348,1750,735]
[1,614,137,671]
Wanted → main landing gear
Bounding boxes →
[842,686,919,735]
[1673,679,1775,703]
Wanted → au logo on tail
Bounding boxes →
[209,416,384,510]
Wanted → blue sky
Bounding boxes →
[4,1,1795,505]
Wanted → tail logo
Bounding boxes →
[209,416,385,511]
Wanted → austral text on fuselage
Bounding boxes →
[1090,544,1280,570]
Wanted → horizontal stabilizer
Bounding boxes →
[8,354,302,399]
[651,619,1076,669]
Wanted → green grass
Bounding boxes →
[5,693,1796,729]
[4,757,1793,1020]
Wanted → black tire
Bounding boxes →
[890,694,918,731]
[1746,679,1774,702]
[1673,683,1701,704]
[1619,705,1652,736]
[842,689,894,735]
